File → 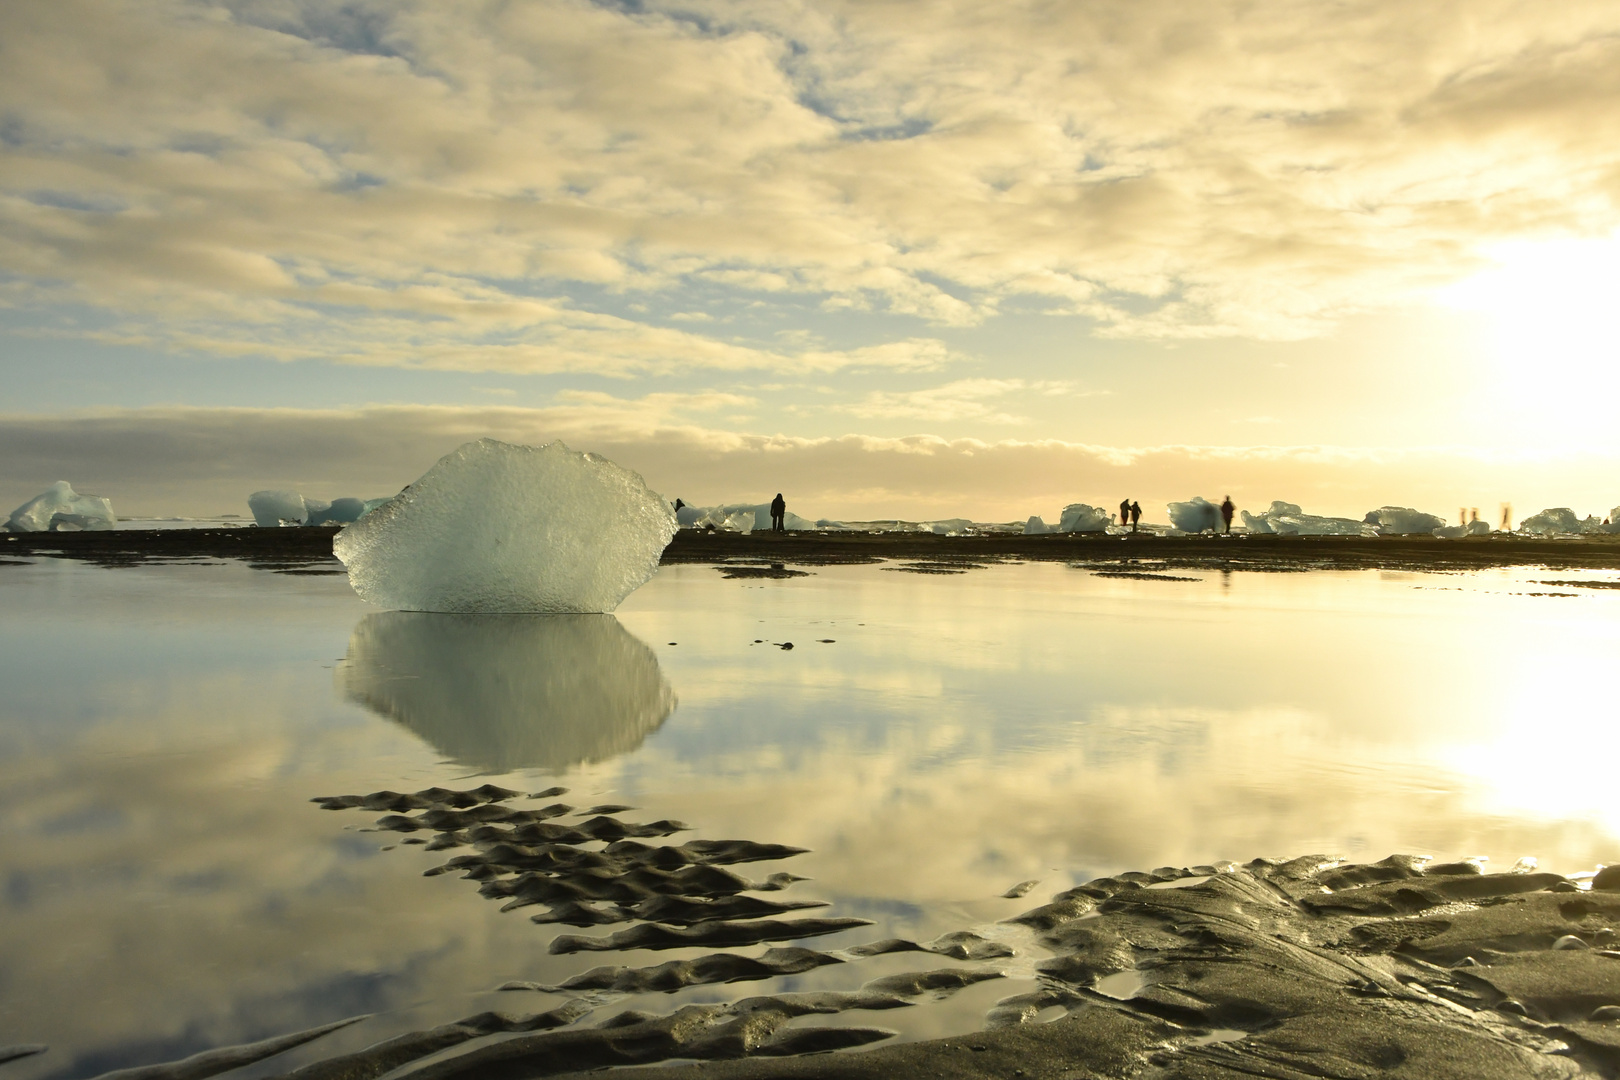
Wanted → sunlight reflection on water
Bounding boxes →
[1,558,1617,1077]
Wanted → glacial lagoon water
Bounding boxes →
[2,556,1619,1076]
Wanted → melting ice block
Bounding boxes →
[1058,503,1111,532]
[248,490,309,527]
[1167,497,1223,533]
[334,439,677,613]
[1517,507,1608,536]
[1363,506,1444,535]
[1241,500,1365,536]
[6,481,116,532]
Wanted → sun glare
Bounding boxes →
[1439,235,1620,431]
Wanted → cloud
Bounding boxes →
[5,0,1620,370]
[3,404,1616,523]
[838,378,1088,422]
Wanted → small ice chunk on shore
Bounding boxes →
[1241,501,1365,536]
[1167,497,1222,533]
[334,439,677,613]
[6,481,115,532]
[1363,506,1444,535]
[1433,520,1493,539]
[1059,504,1111,532]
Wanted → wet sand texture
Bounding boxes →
[11,527,1620,575]
[71,784,1620,1080]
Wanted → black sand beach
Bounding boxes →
[9,526,1620,575]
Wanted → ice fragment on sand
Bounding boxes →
[1517,507,1613,535]
[334,439,677,613]
[1058,503,1111,532]
[6,481,115,532]
[248,490,309,527]
[1432,519,1493,539]
[1362,506,1444,534]
[1241,501,1366,536]
[1167,496,1222,533]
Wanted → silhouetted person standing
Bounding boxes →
[770,493,786,532]
[1220,495,1235,534]
[1119,498,1131,528]
[1129,501,1141,532]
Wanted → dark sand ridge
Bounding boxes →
[8,527,1620,575]
[44,784,1620,1080]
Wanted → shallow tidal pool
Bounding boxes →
[2,556,1618,1076]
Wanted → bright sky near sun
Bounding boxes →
[3,0,1620,520]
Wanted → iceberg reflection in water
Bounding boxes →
[340,612,675,772]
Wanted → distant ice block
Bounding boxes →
[6,481,116,532]
[1167,497,1223,533]
[922,517,975,535]
[341,612,674,772]
[334,439,677,613]
[1517,507,1607,536]
[248,490,309,527]
[677,502,817,532]
[1058,504,1111,532]
[318,497,368,524]
[1363,506,1444,535]
[1433,520,1494,539]
[1240,500,1365,536]
[252,491,391,527]
[1023,515,1053,535]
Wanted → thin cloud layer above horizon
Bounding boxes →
[3,0,1620,516]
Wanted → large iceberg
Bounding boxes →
[1023,515,1054,535]
[341,612,674,772]
[334,439,677,613]
[6,481,116,532]
[1363,506,1445,535]
[1241,501,1366,536]
[1058,503,1111,533]
[1167,496,1223,533]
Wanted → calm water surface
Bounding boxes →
[2,557,1617,1075]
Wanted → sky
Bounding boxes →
[3,0,1619,522]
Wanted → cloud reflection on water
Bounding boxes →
[340,612,675,773]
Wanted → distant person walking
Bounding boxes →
[1119,498,1131,528]
[1129,501,1141,532]
[770,493,786,532]
[1220,495,1235,534]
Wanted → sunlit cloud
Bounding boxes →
[838,378,1095,422]
[5,0,1620,373]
